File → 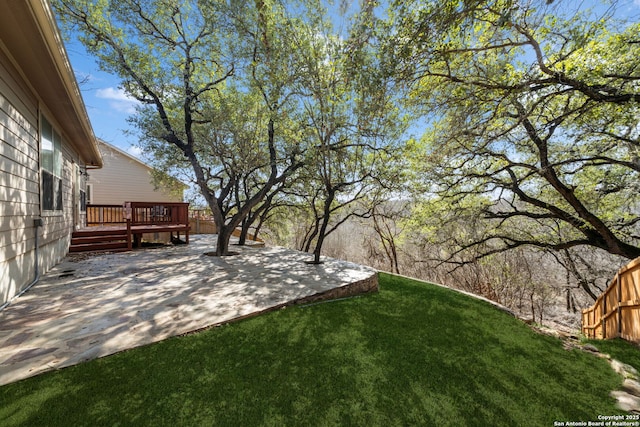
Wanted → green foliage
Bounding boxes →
[54,0,409,255]
[385,0,640,263]
[0,274,625,426]
[54,0,323,253]
[256,8,410,261]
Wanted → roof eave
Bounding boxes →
[29,0,103,168]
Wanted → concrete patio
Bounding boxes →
[0,235,377,386]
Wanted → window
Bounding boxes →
[86,183,93,205]
[41,116,63,211]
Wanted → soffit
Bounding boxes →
[0,0,102,167]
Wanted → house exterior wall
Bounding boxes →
[88,141,183,205]
[0,51,89,306]
[0,1,98,307]
[0,51,40,306]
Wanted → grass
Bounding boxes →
[586,338,640,370]
[0,273,630,426]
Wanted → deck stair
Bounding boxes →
[69,228,129,253]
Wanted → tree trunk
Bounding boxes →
[238,218,248,246]
[254,213,266,241]
[216,226,233,256]
[311,191,335,264]
[303,218,320,253]
[312,235,324,263]
[390,241,400,274]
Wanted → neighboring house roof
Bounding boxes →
[0,0,102,168]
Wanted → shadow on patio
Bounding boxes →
[0,235,377,385]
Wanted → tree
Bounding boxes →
[54,0,305,255]
[369,201,407,274]
[290,13,407,264]
[385,0,640,266]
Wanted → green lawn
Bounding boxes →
[585,338,640,372]
[0,273,630,426]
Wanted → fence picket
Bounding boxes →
[582,257,640,342]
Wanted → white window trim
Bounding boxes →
[40,114,64,214]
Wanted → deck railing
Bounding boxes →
[582,257,640,341]
[86,204,125,225]
[84,202,191,251]
[124,202,190,226]
[87,203,190,227]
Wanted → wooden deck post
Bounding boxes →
[618,273,622,337]
[126,219,132,251]
[602,294,607,339]
[125,202,132,251]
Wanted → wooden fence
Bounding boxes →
[582,257,640,341]
[187,210,264,243]
[189,217,217,234]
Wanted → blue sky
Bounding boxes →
[63,38,144,158]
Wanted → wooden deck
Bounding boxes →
[71,202,190,252]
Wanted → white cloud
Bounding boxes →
[127,145,143,158]
[95,87,140,114]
